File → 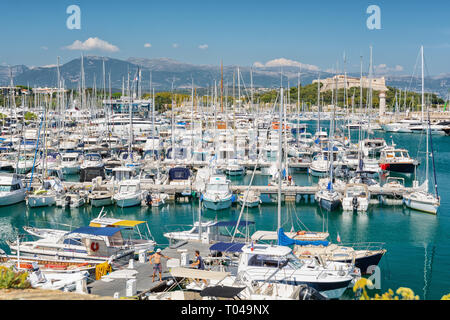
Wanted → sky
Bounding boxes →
[1,0,450,75]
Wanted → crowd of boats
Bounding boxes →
[0,50,443,300]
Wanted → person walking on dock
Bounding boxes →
[149,248,171,282]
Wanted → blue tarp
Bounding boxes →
[69,226,125,237]
[209,242,245,253]
[212,220,255,228]
[277,228,329,247]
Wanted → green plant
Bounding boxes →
[0,266,32,289]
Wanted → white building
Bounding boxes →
[313,75,388,93]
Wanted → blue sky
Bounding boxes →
[1,0,450,75]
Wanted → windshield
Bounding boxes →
[119,185,137,193]
[206,184,229,193]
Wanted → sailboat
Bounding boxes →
[315,74,342,211]
[238,88,360,299]
[403,46,440,215]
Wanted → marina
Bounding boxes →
[1,0,450,304]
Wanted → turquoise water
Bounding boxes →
[1,121,449,299]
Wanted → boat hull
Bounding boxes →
[0,191,26,206]
[27,195,56,208]
[202,199,232,211]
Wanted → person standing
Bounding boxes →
[149,248,171,282]
[190,250,207,285]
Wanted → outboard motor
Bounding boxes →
[298,285,328,300]
[352,197,358,211]
[145,193,152,206]
[65,195,71,207]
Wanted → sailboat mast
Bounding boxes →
[278,87,284,232]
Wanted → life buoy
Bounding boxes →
[296,230,306,236]
[91,242,100,252]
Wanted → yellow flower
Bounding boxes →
[441,294,450,300]
[353,278,373,292]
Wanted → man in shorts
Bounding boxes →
[149,248,171,282]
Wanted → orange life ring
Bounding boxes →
[296,231,306,236]
[91,242,99,252]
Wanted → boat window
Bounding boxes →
[11,184,21,191]
[0,185,12,192]
[248,254,297,269]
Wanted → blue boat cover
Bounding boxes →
[69,226,125,237]
[209,242,245,253]
[169,167,190,180]
[212,220,255,227]
[277,228,329,247]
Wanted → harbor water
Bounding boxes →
[1,122,449,299]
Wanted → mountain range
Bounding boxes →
[1,56,449,97]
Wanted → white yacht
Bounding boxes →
[234,243,358,299]
[0,173,26,206]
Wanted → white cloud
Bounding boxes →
[172,43,179,48]
[253,58,320,71]
[374,64,404,74]
[144,43,152,48]
[64,37,119,52]
[198,44,208,50]
[40,46,48,50]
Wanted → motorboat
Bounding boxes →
[202,175,233,211]
[8,226,135,264]
[0,173,26,206]
[113,179,146,208]
[379,147,418,174]
[342,184,370,212]
[61,152,82,175]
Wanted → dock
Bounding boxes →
[87,242,213,299]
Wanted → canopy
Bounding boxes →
[278,228,329,247]
[170,267,230,281]
[209,242,245,253]
[69,226,125,237]
[89,219,146,228]
[212,220,255,228]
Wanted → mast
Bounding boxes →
[422,45,429,189]
[277,87,284,233]
[421,45,425,122]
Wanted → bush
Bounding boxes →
[0,266,32,289]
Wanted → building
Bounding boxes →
[312,75,388,93]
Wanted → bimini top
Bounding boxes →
[89,218,146,228]
[69,226,125,237]
[209,242,245,253]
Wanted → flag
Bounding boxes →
[444,101,448,112]
[337,233,341,243]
